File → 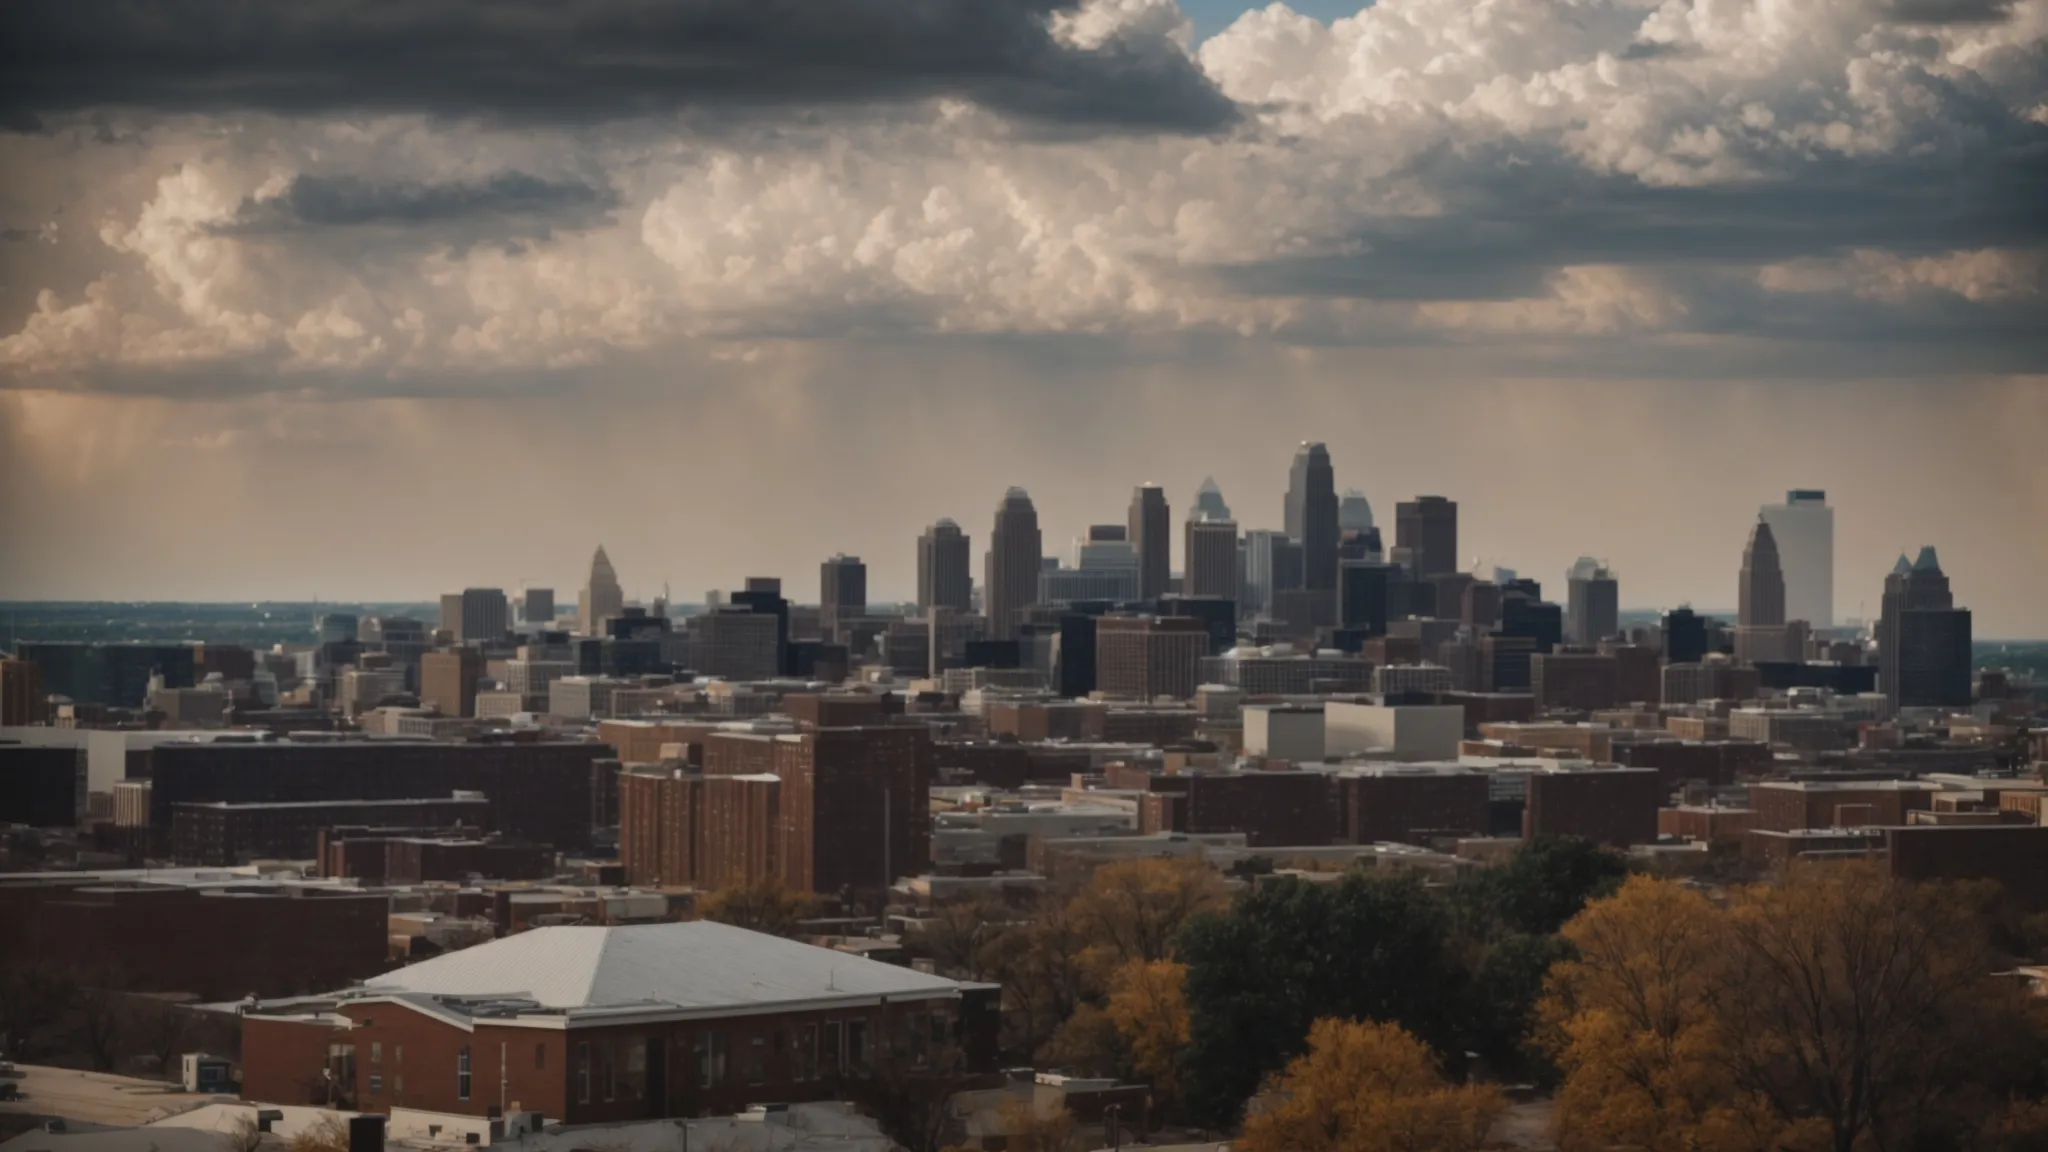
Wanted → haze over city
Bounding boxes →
[1,0,2044,634]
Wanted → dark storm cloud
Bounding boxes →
[1214,136,2048,302]
[213,172,619,235]
[0,0,1238,134]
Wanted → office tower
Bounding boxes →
[820,555,867,639]
[1095,615,1209,700]
[1128,484,1171,602]
[420,649,486,718]
[1462,582,1503,632]
[1242,530,1300,617]
[917,519,973,613]
[317,613,358,645]
[1339,488,1374,534]
[438,593,462,634]
[1183,515,1240,601]
[1738,520,1787,628]
[1565,558,1620,646]
[1760,489,1833,629]
[456,588,509,643]
[692,609,782,680]
[1077,524,1137,569]
[727,578,791,676]
[1879,548,1973,708]
[1663,607,1709,663]
[1500,593,1563,654]
[1,658,45,726]
[1338,561,1394,636]
[1193,477,1232,522]
[985,488,1044,641]
[1285,442,1339,591]
[1040,566,1139,605]
[579,545,625,635]
[1394,495,1458,579]
[521,588,555,626]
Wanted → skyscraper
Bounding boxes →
[1735,519,1789,665]
[1879,547,1972,708]
[1738,520,1786,628]
[1394,496,1458,579]
[1760,489,1833,629]
[1285,442,1338,591]
[457,588,509,643]
[1128,484,1171,602]
[1339,488,1374,535]
[1192,477,1232,522]
[1663,607,1708,664]
[820,555,867,639]
[579,545,625,635]
[0,658,45,726]
[1183,515,1240,601]
[986,488,1043,641]
[1242,529,1300,617]
[917,519,972,613]
[1565,557,1619,646]
[521,588,555,627]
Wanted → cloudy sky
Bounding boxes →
[1,0,2043,634]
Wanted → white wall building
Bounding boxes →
[1325,701,1464,760]
[1760,489,1834,630]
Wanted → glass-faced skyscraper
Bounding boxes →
[1760,489,1833,629]
[1285,442,1338,592]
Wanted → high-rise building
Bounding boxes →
[1394,496,1458,579]
[1738,520,1787,628]
[1663,607,1709,664]
[1760,489,1833,628]
[1,658,46,726]
[456,588,509,643]
[579,545,625,635]
[1128,484,1171,602]
[918,519,973,613]
[1339,488,1374,534]
[1879,548,1972,708]
[1338,561,1394,636]
[1565,558,1620,646]
[692,609,782,681]
[820,555,867,638]
[1095,616,1209,700]
[521,588,555,626]
[438,593,462,634]
[1285,443,1339,591]
[1183,516,1240,601]
[1192,477,1232,522]
[1242,530,1301,617]
[420,649,486,718]
[986,488,1043,641]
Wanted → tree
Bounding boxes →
[1718,862,2047,1152]
[1538,874,1757,1152]
[1104,960,1190,1107]
[287,1115,350,1152]
[1178,872,1463,1130]
[993,1099,1077,1152]
[1450,836,1628,940]
[909,898,1010,981]
[1065,856,1229,984]
[697,877,819,937]
[983,891,1092,1061]
[75,985,127,1073]
[847,1035,975,1152]
[1238,1018,1505,1152]
[0,962,78,1062]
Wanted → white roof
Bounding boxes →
[355,921,960,1014]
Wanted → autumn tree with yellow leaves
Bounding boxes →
[1541,862,2048,1152]
[1237,1018,1505,1152]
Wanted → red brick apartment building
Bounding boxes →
[1523,766,1662,847]
[1337,765,1492,845]
[239,921,998,1123]
[619,727,931,898]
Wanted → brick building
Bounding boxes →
[1522,766,1661,846]
[1613,739,1774,790]
[1658,805,1756,843]
[1337,765,1491,845]
[1530,652,1620,713]
[0,874,388,999]
[171,795,492,866]
[1746,780,1942,832]
[316,828,555,884]
[238,922,998,1122]
[1884,825,2048,909]
[137,739,605,852]
[1095,616,1209,701]
[421,649,487,720]
[1137,769,1336,847]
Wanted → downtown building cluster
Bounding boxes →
[0,451,2043,1145]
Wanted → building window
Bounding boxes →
[370,1042,382,1065]
[535,1043,547,1071]
[796,1024,818,1082]
[395,1045,403,1065]
[695,1031,726,1089]
[368,1073,382,1095]
[624,1041,647,1102]
[456,1047,471,1101]
[746,1034,766,1085]
[599,1042,616,1102]
[394,1075,403,1097]
[845,1019,869,1076]
[576,1043,591,1104]
[820,1021,841,1079]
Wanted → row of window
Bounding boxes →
[564,1013,947,1105]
